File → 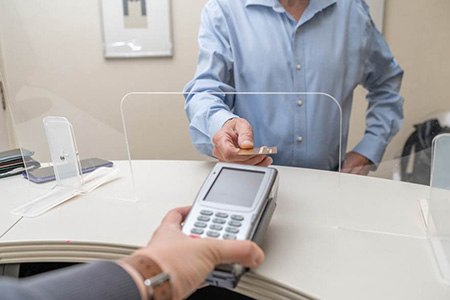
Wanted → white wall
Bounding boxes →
[0,40,11,151]
[365,0,384,32]
[0,0,207,161]
[1,0,449,177]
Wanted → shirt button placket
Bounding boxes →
[293,28,306,166]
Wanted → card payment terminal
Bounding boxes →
[182,162,279,288]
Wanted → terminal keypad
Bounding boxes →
[190,209,244,240]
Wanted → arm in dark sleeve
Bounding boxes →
[0,261,141,300]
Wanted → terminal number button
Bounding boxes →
[225,227,239,234]
[207,231,220,238]
[215,212,229,218]
[223,233,237,240]
[197,215,210,222]
[194,221,207,228]
[228,220,242,227]
[212,218,226,225]
[209,224,223,231]
[200,210,213,216]
[190,228,204,235]
[230,215,244,221]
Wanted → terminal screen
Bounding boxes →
[204,168,265,207]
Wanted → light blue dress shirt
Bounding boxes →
[184,0,404,170]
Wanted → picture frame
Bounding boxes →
[100,0,173,58]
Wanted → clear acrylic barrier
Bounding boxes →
[121,92,343,208]
[120,92,208,161]
[336,123,450,239]
[7,86,136,216]
[425,134,450,285]
[392,111,450,186]
[333,152,435,240]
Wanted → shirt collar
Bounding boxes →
[305,0,336,16]
[245,0,275,8]
[245,0,337,14]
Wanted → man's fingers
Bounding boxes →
[213,137,263,163]
[238,139,253,150]
[342,164,371,175]
[209,240,264,268]
[212,126,241,161]
[243,155,271,166]
[353,165,371,175]
[257,156,273,167]
[342,151,372,175]
[216,148,272,165]
[350,165,362,174]
[214,143,274,165]
[213,118,273,165]
[341,158,354,171]
[226,118,253,149]
[212,129,238,150]
[341,167,351,174]
[342,165,361,174]
[234,119,254,149]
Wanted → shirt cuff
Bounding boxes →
[208,109,239,141]
[352,134,387,167]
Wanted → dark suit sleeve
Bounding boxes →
[0,261,141,300]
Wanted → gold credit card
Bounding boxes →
[237,146,278,156]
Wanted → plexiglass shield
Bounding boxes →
[425,134,450,285]
[7,87,136,217]
[120,92,343,205]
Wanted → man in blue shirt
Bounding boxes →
[184,0,404,175]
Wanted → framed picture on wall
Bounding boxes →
[100,0,172,58]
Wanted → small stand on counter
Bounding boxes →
[11,117,119,218]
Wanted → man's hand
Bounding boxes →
[136,207,265,300]
[212,118,272,166]
[342,151,372,175]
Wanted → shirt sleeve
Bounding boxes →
[184,0,239,156]
[0,261,141,300]
[352,0,404,166]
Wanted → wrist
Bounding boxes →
[222,117,237,128]
[120,253,173,300]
